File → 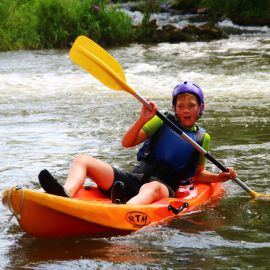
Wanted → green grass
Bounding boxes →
[0,0,133,51]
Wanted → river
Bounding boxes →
[0,23,270,269]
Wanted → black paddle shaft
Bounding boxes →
[155,111,228,173]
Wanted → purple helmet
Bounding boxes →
[172,81,204,116]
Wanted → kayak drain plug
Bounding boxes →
[168,202,189,214]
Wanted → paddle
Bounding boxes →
[69,35,269,199]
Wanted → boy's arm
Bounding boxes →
[193,164,237,183]
[122,101,157,148]
[192,132,237,182]
[122,119,148,148]
[192,164,221,183]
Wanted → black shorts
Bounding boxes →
[99,167,175,200]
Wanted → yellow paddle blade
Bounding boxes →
[69,35,126,91]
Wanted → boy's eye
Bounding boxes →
[188,104,197,110]
[177,104,198,110]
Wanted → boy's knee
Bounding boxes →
[142,181,161,194]
[73,154,92,165]
[144,181,169,198]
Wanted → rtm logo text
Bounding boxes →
[126,211,151,228]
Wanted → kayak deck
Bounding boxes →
[2,182,224,238]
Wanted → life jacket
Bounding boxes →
[133,112,206,191]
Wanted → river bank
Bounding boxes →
[1,0,270,51]
[119,0,270,43]
[120,0,270,27]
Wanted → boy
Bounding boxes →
[39,81,236,204]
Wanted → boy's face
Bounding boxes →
[174,94,200,128]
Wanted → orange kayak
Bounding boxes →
[2,182,224,238]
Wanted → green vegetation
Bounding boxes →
[172,0,270,23]
[1,0,269,51]
[171,0,201,11]
[0,0,39,50]
[0,0,133,51]
[135,0,162,42]
[201,0,270,18]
